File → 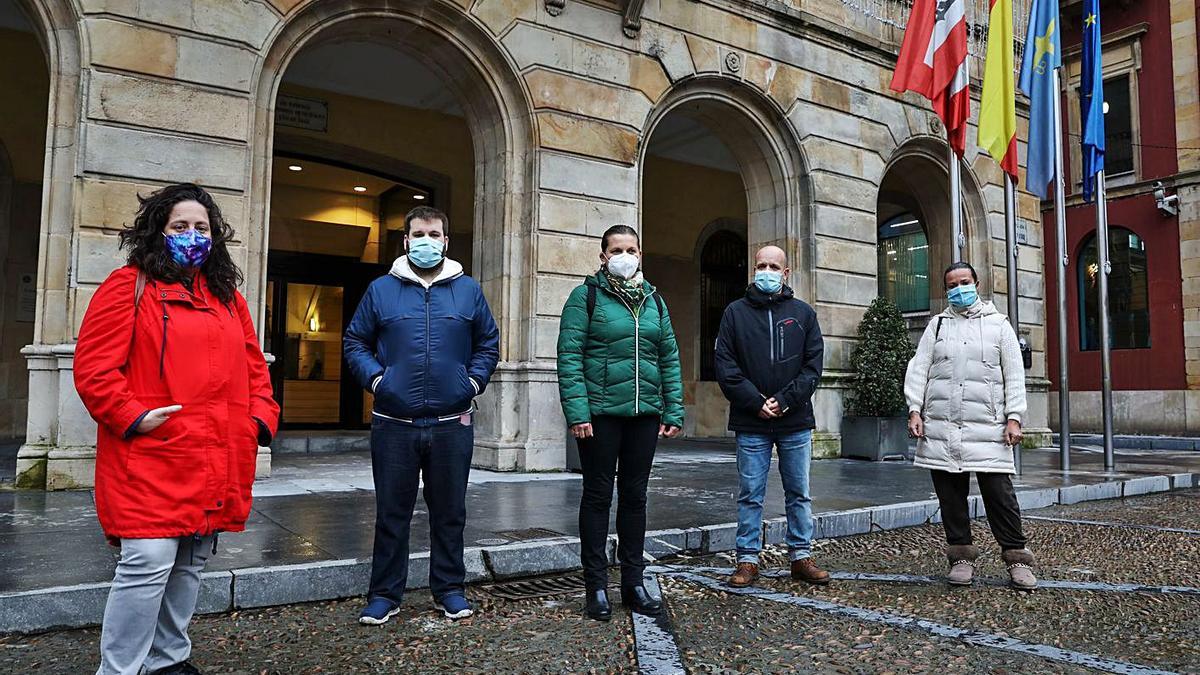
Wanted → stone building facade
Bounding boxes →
[4,0,1061,490]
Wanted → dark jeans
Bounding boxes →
[368,416,473,604]
[930,470,1027,550]
[577,414,660,590]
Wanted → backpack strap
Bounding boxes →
[934,316,944,340]
[586,283,597,319]
[134,270,147,312]
[653,291,663,317]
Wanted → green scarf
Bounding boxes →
[602,268,646,307]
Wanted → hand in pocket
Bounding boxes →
[136,405,182,434]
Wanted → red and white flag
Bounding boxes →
[890,0,971,156]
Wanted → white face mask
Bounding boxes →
[606,252,640,280]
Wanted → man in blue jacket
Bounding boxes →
[714,245,830,589]
[344,206,499,624]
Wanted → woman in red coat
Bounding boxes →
[74,183,279,675]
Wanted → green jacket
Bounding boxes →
[556,273,685,428]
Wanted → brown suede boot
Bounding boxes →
[791,558,831,585]
[1002,548,1038,591]
[728,562,759,588]
[946,545,980,586]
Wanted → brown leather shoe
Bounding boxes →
[791,558,831,585]
[728,562,759,588]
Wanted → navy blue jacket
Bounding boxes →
[344,258,500,421]
[714,284,823,433]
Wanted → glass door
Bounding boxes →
[266,280,345,427]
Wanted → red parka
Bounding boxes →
[74,265,280,540]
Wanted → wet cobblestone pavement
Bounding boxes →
[1033,489,1200,531]
[3,489,1197,673]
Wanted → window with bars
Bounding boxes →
[700,230,747,382]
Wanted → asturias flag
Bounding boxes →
[1080,0,1105,202]
[978,0,1018,178]
[890,0,971,156]
[1018,0,1061,199]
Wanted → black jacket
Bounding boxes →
[714,284,824,433]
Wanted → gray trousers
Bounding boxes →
[96,535,215,675]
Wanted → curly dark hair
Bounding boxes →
[118,183,243,304]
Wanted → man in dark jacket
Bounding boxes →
[344,206,499,624]
[714,245,830,588]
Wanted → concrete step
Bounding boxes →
[270,431,370,455]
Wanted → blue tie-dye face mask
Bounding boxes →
[163,230,212,268]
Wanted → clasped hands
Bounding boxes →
[757,397,784,420]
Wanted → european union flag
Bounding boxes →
[1080,0,1105,202]
[1018,0,1060,199]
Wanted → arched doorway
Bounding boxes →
[877,138,990,325]
[250,1,536,467]
[640,77,808,438]
[1,0,49,483]
[699,227,748,382]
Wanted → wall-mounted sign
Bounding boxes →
[276,95,328,132]
[1016,219,1028,245]
[17,273,35,322]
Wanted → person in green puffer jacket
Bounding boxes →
[557,224,684,622]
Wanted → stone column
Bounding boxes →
[1178,182,1200,433]
[14,345,57,488]
[1171,0,1200,432]
[44,346,98,490]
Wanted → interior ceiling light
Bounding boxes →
[353,186,367,192]
[287,164,302,172]
[413,194,426,200]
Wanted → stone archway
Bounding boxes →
[10,0,83,489]
[878,136,992,315]
[249,0,539,470]
[639,76,810,438]
[640,76,812,300]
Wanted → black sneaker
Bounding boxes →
[149,661,203,675]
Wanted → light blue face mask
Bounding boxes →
[754,270,783,294]
[947,283,978,308]
[407,236,445,269]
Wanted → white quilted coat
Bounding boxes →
[904,301,1027,474]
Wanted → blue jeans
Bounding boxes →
[368,416,473,604]
[735,429,814,564]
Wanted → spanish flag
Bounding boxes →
[978,0,1018,177]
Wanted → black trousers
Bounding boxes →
[577,414,660,590]
[930,470,1027,550]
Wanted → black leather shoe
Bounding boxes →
[621,585,663,616]
[585,589,612,621]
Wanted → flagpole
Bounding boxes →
[950,147,964,261]
[1051,65,1071,471]
[1003,174,1022,474]
[1095,169,1115,470]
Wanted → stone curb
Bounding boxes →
[3,472,1197,634]
[1051,434,1200,452]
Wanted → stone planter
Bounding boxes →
[840,416,909,461]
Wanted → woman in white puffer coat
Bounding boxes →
[904,262,1037,591]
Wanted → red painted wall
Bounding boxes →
[1045,0,1186,392]
[1059,0,1180,183]
[1045,194,1186,391]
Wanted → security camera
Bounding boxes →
[1154,181,1179,217]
